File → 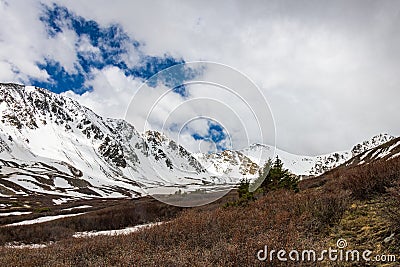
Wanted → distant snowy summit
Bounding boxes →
[195,133,395,177]
[0,83,214,198]
[351,133,395,156]
[0,83,398,199]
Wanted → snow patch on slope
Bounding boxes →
[5,212,87,226]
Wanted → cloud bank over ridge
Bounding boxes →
[1,0,399,155]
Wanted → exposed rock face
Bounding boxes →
[0,83,397,198]
[0,83,214,198]
[351,133,395,156]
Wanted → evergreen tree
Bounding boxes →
[224,157,299,208]
[260,156,299,193]
[237,179,256,203]
[224,179,256,207]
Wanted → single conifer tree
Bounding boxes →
[260,156,299,193]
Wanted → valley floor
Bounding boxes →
[0,157,399,266]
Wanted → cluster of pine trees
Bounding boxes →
[226,156,299,207]
[259,156,299,193]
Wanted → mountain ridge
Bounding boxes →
[0,83,223,199]
[0,83,397,200]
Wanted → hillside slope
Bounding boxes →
[0,84,233,199]
[0,83,398,200]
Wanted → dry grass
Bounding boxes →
[0,197,184,245]
[0,157,399,266]
[324,155,400,200]
[385,180,400,241]
[0,187,348,266]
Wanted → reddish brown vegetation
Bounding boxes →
[0,197,183,245]
[385,179,400,239]
[325,155,400,200]
[0,156,398,266]
[0,188,349,266]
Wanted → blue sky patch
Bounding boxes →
[33,60,87,94]
[32,3,187,95]
[144,60,203,97]
[189,121,230,152]
[31,4,227,151]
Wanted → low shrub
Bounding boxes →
[385,180,400,237]
[327,156,400,200]
[34,207,51,213]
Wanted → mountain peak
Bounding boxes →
[0,83,398,200]
[0,82,25,89]
[0,83,46,96]
[351,133,395,156]
[0,84,215,198]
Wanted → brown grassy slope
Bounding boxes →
[0,196,186,245]
[0,156,399,266]
[0,190,239,245]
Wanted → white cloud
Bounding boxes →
[0,1,79,81]
[0,0,50,82]
[62,66,142,119]
[1,0,400,155]
[47,29,80,74]
[76,34,102,63]
[119,42,140,69]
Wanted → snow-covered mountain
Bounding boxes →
[0,83,234,199]
[346,136,400,167]
[0,83,397,199]
[350,133,395,157]
[195,133,395,178]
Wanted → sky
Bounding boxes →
[0,0,399,155]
